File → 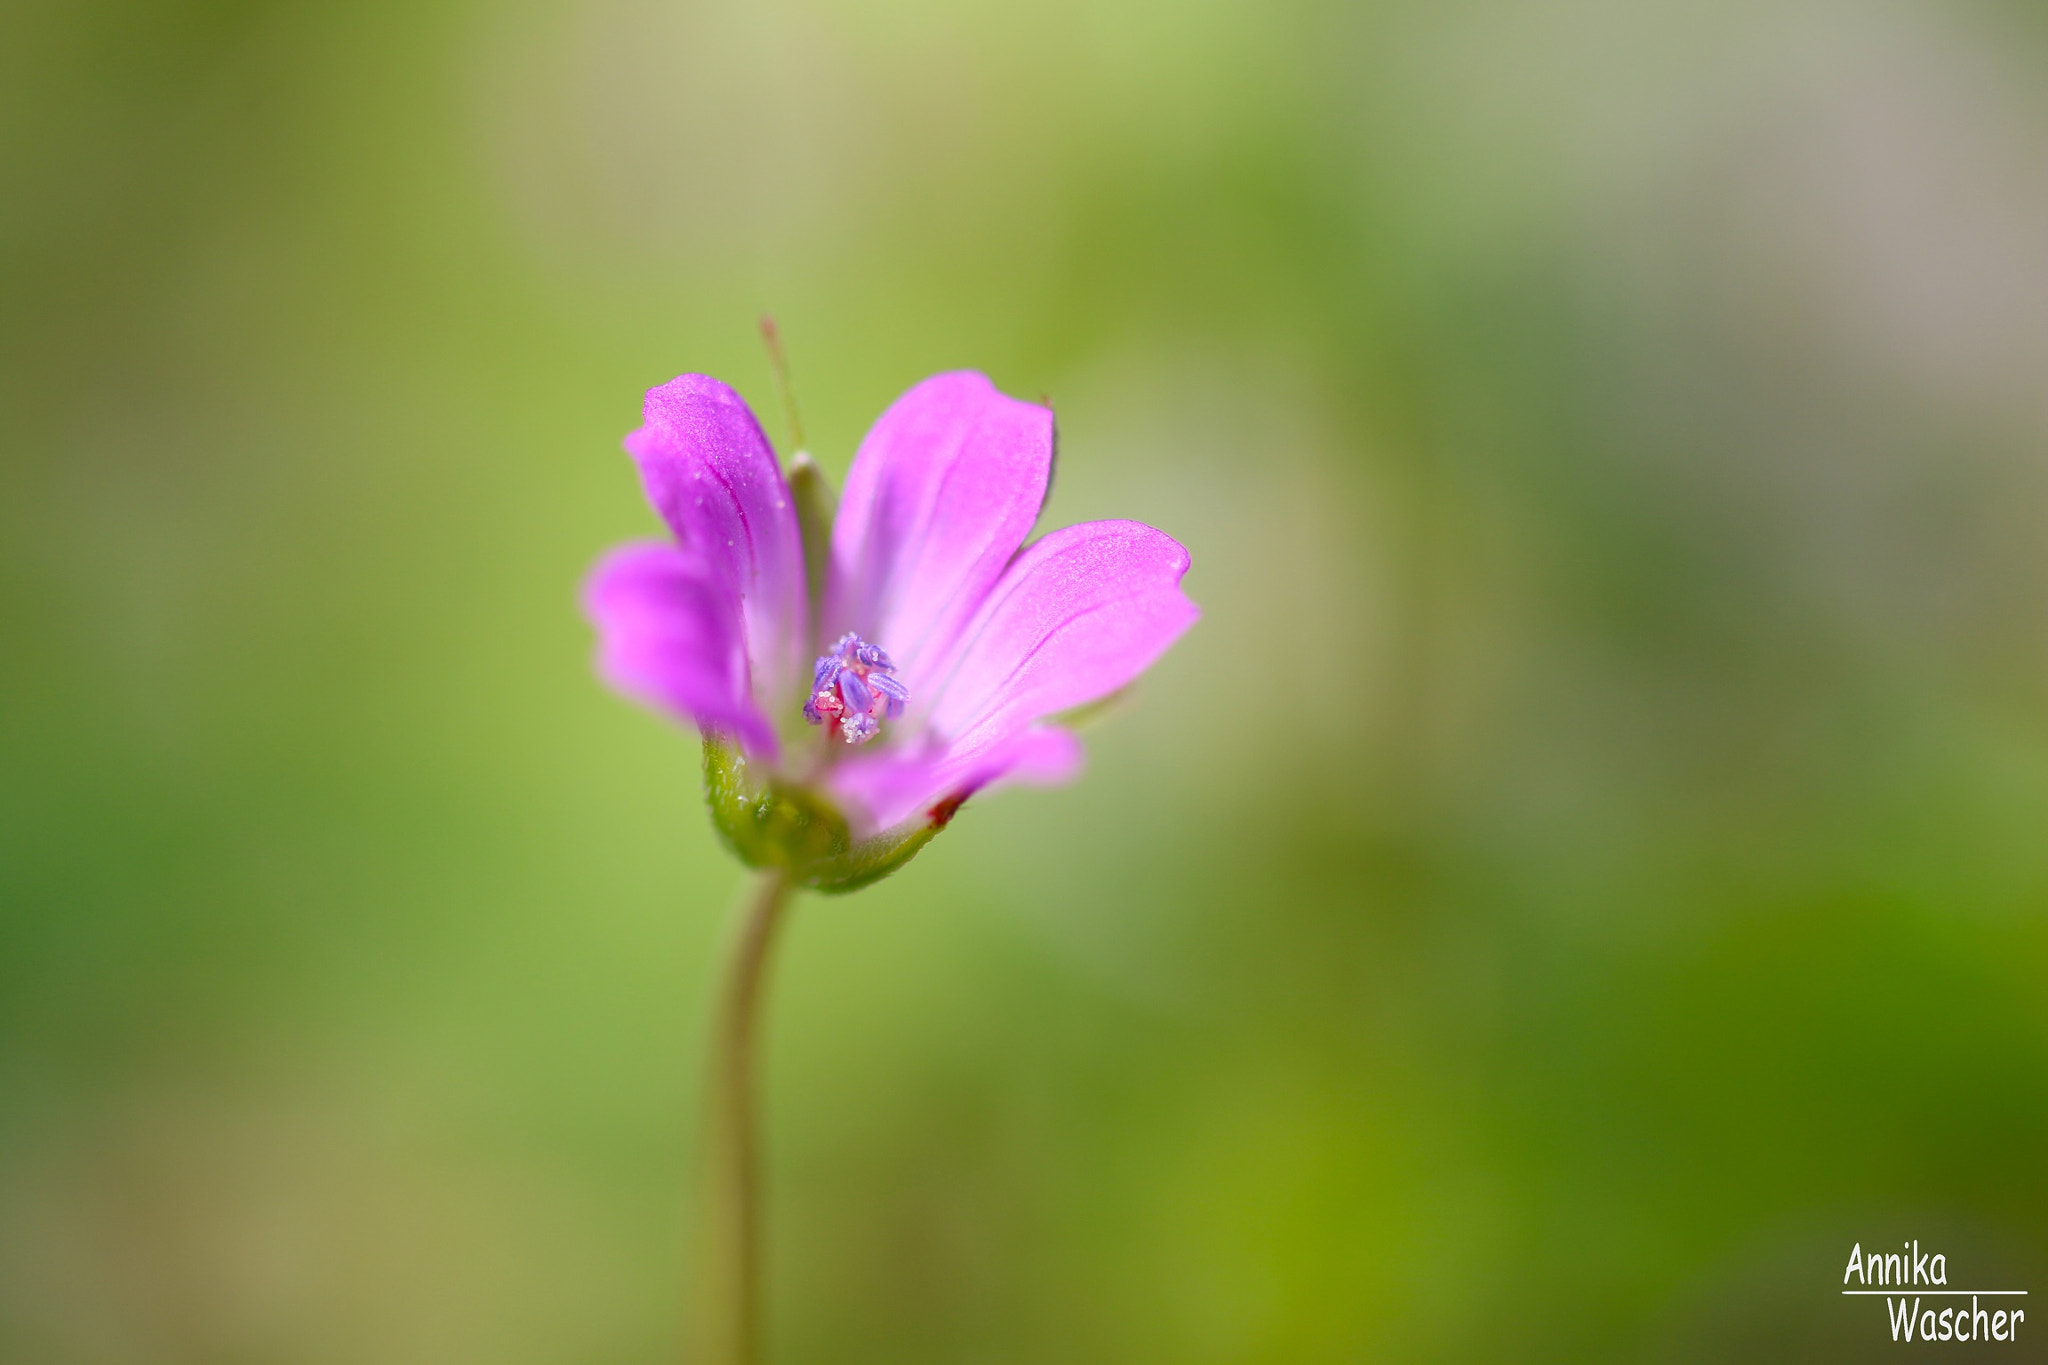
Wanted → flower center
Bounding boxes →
[802,632,908,744]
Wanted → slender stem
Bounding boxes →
[699,868,795,1365]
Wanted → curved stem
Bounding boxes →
[699,868,795,1365]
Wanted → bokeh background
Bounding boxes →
[4,0,2046,1361]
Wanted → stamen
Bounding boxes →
[802,632,907,744]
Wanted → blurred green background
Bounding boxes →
[4,0,2046,1361]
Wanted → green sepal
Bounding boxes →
[702,736,847,871]
[786,451,835,646]
[1050,682,1133,731]
[803,815,950,894]
[701,736,958,894]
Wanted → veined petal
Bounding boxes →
[828,372,1053,686]
[583,541,778,758]
[625,375,805,710]
[830,725,1085,834]
[825,520,1192,833]
[926,520,1197,755]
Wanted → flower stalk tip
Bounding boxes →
[757,313,806,454]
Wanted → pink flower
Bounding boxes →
[584,371,1197,888]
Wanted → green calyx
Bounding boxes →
[701,737,950,893]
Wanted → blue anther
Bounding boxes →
[803,632,908,744]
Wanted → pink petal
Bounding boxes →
[625,375,806,709]
[830,725,1085,833]
[825,520,1194,834]
[582,541,778,758]
[828,372,1054,687]
[926,520,1198,756]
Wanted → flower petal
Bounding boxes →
[926,520,1198,754]
[830,725,1085,833]
[625,375,806,711]
[583,541,778,757]
[825,520,1193,833]
[828,372,1054,686]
